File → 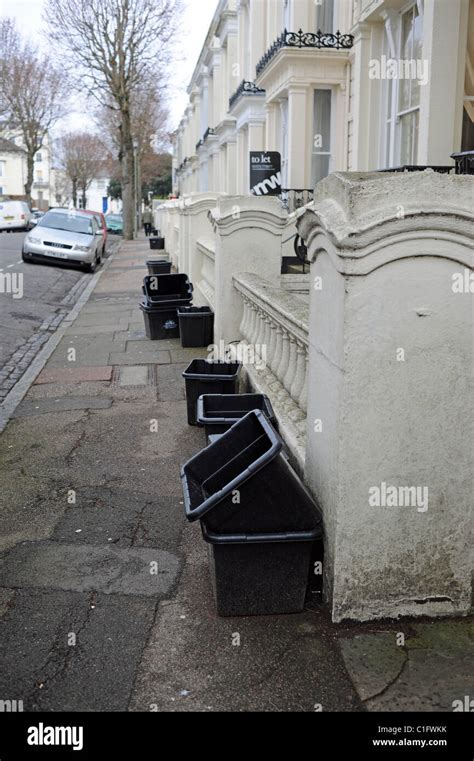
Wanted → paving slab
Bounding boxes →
[0,541,180,597]
[118,366,149,387]
[45,334,126,369]
[109,350,170,365]
[51,486,185,553]
[12,397,112,417]
[0,589,156,712]
[34,366,113,385]
[339,620,474,712]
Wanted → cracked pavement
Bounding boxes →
[0,236,471,713]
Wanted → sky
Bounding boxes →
[0,0,219,133]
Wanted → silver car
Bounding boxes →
[22,208,104,273]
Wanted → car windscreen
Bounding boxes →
[107,216,122,222]
[38,212,93,235]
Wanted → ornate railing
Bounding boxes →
[233,272,309,461]
[279,188,314,213]
[195,127,216,153]
[378,165,454,174]
[203,127,215,141]
[177,156,191,173]
[256,28,354,77]
[451,151,474,175]
[229,80,266,109]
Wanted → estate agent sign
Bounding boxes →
[250,152,282,197]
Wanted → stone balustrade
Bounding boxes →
[233,272,309,471]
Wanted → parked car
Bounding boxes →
[106,213,123,235]
[83,209,107,257]
[22,208,103,273]
[0,201,32,232]
[29,210,46,228]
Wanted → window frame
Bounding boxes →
[311,86,334,188]
[380,0,423,168]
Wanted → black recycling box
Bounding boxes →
[147,260,172,276]
[197,393,276,437]
[150,237,165,250]
[143,273,193,307]
[182,359,241,426]
[178,307,214,348]
[140,302,180,340]
[181,410,322,616]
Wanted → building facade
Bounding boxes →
[173,0,473,196]
[0,137,27,199]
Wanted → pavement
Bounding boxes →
[0,232,118,404]
[0,234,472,712]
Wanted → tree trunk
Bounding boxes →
[25,152,34,207]
[121,108,135,240]
[81,187,87,209]
[72,178,78,207]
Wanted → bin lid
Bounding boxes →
[181,410,282,522]
[182,359,241,381]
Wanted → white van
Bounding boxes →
[0,201,32,232]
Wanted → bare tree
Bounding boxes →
[57,132,108,208]
[44,0,182,240]
[0,19,69,204]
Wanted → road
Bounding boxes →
[0,231,113,403]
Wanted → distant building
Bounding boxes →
[0,137,27,199]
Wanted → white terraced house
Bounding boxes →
[158,0,473,624]
[173,0,473,197]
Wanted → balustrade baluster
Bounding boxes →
[283,336,298,393]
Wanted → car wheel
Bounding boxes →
[85,255,97,274]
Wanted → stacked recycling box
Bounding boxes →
[180,360,323,618]
[140,273,193,340]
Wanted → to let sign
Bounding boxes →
[250,152,282,197]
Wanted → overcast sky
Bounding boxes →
[1,0,219,133]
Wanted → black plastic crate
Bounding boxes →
[205,535,317,617]
[181,411,322,616]
[197,394,276,437]
[178,307,214,348]
[147,260,172,276]
[143,273,193,307]
[182,359,241,426]
[140,302,180,340]
[150,237,165,250]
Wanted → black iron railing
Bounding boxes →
[279,188,314,213]
[256,29,354,77]
[229,80,266,109]
[195,127,215,152]
[177,156,191,173]
[378,165,454,174]
[451,151,474,175]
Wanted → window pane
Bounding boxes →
[313,89,331,152]
[316,0,334,32]
[311,154,330,187]
[312,89,332,186]
[399,111,419,165]
[399,8,414,111]
[411,10,423,108]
